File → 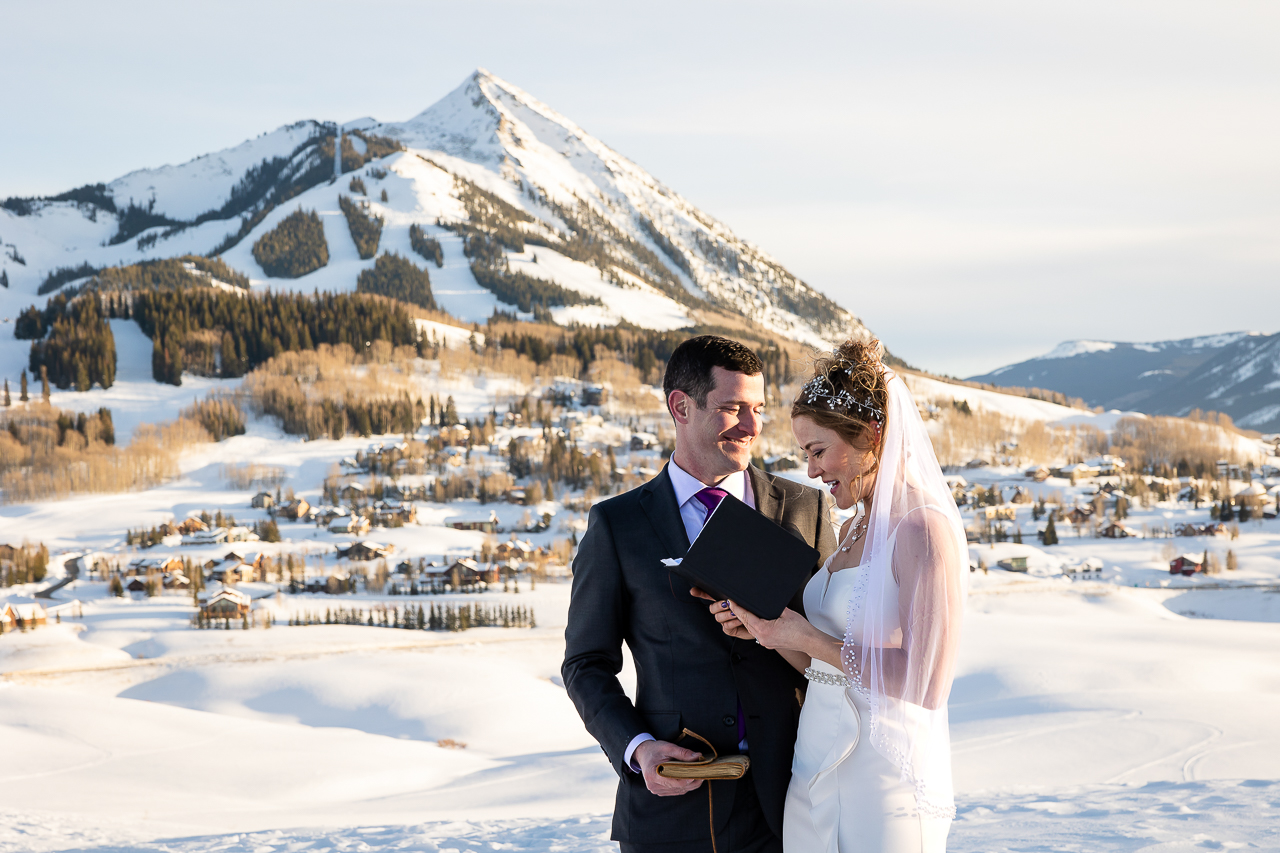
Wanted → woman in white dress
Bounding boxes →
[709,340,967,852]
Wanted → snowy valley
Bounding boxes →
[1,68,1279,853]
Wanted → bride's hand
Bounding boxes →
[692,587,755,641]
[726,601,811,652]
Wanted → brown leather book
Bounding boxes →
[657,754,750,780]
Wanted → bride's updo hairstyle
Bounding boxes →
[791,338,889,464]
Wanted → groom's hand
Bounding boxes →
[633,739,705,796]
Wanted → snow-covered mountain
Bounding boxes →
[969,331,1280,430]
[0,69,866,349]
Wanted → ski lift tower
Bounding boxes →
[333,124,343,180]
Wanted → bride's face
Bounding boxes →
[793,416,876,510]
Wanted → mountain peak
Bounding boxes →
[1,71,864,350]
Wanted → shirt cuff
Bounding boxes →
[624,732,656,773]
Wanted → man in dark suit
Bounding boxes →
[563,335,837,852]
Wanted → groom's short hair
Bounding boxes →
[663,335,763,409]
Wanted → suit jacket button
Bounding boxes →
[723,714,736,727]
[731,653,742,663]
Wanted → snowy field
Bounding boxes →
[3,384,1280,850]
[3,566,1279,852]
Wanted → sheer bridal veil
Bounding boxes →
[840,372,968,819]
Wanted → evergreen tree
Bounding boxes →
[19,370,27,402]
[2,380,9,407]
[40,366,49,401]
[1042,515,1059,546]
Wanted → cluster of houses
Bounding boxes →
[380,537,567,594]
[255,488,418,531]
[1023,455,1128,482]
[118,548,273,594]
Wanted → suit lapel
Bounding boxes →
[747,465,786,523]
[639,465,690,559]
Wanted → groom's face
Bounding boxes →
[670,367,765,481]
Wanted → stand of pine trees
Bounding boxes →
[26,295,116,391]
[86,256,248,293]
[469,257,599,313]
[126,288,417,383]
[284,602,535,632]
[408,224,444,267]
[254,386,426,440]
[356,252,436,310]
[37,262,101,296]
[338,195,383,259]
[0,542,49,587]
[252,209,329,277]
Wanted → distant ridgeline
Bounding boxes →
[3,126,403,257]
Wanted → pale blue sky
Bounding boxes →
[4,0,1278,376]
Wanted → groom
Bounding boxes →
[563,335,837,852]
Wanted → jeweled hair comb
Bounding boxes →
[800,373,884,420]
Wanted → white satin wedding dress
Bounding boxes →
[783,554,952,852]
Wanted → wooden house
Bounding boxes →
[176,518,208,535]
[337,540,394,562]
[251,491,275,509]
[448,511,500,533]
[329,515,371,536]
[1066,506,1094,526]
[128,556,183,574]
[997,556,1028,573]
[495,538,534,560]
[631,432,659,451]
[0,597,48,633]
[372,502,416,526]
[1169,554,1203,576]
[225,526,257,543]
[446,557,486,586]
[200,586,251,619]
[278,498,311,521]
[162,570,191,590]
[1101,523,1139,539]
[182,527,228,546]
[1063,558,1103,578]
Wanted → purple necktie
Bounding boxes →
[692,486,746,748]
[694,487,728,516]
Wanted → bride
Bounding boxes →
[709,339,967,852]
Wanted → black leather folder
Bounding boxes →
[669,493,819,620]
